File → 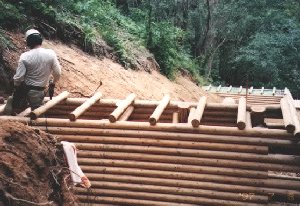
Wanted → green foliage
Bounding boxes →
[0,1,24,29]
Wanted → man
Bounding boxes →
[11,29,61,113]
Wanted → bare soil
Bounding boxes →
[0,120,78,206]
[4,32,220,102]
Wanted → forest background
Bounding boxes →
[1,0,300,96]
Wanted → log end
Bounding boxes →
[191,119,200,128]
[29,112,38,120]
[109,115,117,123]
[149,117,157,126]
[237,121,246,130]
[286,124,296,133]
[68,113,76,121]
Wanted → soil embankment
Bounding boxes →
[0,120,77,206]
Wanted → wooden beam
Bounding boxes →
[30,91,69,120]
[191,97,207,128]
[188,108,196,124]
[280,98,295,133]
[272,87,276,96]
[227,85,232,93]
[249,87,253,94]
[216,85,222,92]
[0,116,293,138]
[260,87,264,95]
[238,86,243,93]
[205,84,212,91]
[237,97,247,130]
[119,106,134,121]
[68,92,102,121]
[109,93,136,123]
[172,112,179,123]
[149,95,171,125]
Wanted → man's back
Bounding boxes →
[14,47,61,87]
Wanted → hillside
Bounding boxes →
[4,32,220,102]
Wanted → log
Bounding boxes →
[77,195,198,206]
[0,116,294,139]
[285,97,300,137]
[260,87,264,95]
[109,93,136,123]
[80,181,268,203]
[246,112,252,129]
[238,86,243,93]
[249,87,253,94]
[172,112,179,123]
[83,173,265,195]
[68,92,102,121]
[81,166,300,190]
[77,151,300,172]
[30,91,69,119]
[75,143,300,164]
[76,190,262,206]
[118,106,134,121]
[191,97,207,127]
[17,107,31,117]
[188,108,196,124]
[149,95,171,125]
[77,158,268,178]
[36,126,296,146]
[227,85,232,93]
[237,97,247,130]
[59,135,268,154]
[272,87,276,96]
[280,98,295,133]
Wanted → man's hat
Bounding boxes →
[25,29,40,39]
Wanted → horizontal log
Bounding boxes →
[77,151,300,172]
[77,158,268,178]
[75,188,263,206]
[83,181,268,203]
[2,117,293,138]
[35,126,297,145]
[74,143,300,165]
[77,195,198,206]
[81,166,300,190]
[59,135,268,154]
[86,174,300,200]
[45,97,243,110]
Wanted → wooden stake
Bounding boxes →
[237,97,247,130]
[188,107,196,124]
[280,98,295,133]
[191,97,207,127]
[172,112,179,123]
[119,106,134,121]
[149,95,171,125]
[30,91,69,120]
[109,93,136,123]
[68,92,102,121]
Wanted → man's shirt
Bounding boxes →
[13,47,61,87]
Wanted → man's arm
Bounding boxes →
[13,57,26,86]
[52,52,61,83]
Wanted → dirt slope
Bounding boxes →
[5,33,220,102]
[0,120,77,206]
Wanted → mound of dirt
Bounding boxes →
[0,120,78,206]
